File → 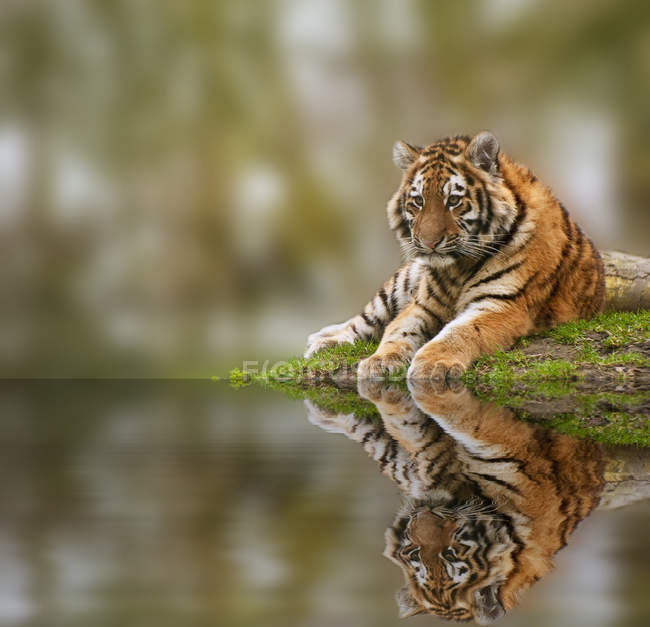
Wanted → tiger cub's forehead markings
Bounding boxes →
[410,171,426,197]
[442,174,466,198]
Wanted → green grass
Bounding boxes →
[228,340,377,385]
[544,309,650,348]
[227,311,648,388]
[464,309,649,396]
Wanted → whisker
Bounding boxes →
[463,238,506,245]
[461,240,504,253]
[463,234,507,242]
[458,241,507,260]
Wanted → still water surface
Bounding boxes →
[0,381,648,627]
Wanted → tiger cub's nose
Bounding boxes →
[422,236,444,249]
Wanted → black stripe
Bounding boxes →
[434,271,453,302]
[378,439,399,471]
[442,165,456,178]
[426,278,446,309]
[419,162,435,177]
[475,185,485,216]
[390,271,401,316]
[466,287,521,306]
[403,269,411,296]
[425,450,448,476]
[467,260,524,290]
[557,514,572,548]
[499,512,525,577]
[361,311,376,328]
[560,203,573,240]
[378,287,389,313]
[417,303,443,329]
[464,255,490,284]
[468,453,539,484]
[466,271,537,307]
[567,226,585,274]
[534,212,579,325]
[480,181,493,233]
[497,176,528,249]
[415,432,442,453]
[543,240,572,299]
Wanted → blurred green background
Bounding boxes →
[1,0,649,377]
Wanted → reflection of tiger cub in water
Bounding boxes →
[306,383,605,623]
[305,132,604,381]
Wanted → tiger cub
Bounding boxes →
[306,382,607,623]
[305,132,605,380]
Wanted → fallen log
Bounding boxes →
[602,250,650,311]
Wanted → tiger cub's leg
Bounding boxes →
[305,261,422,358]
[358,380,440,455]
[408,302,533,381]
[304,399,416,489]
[357,302,444,379]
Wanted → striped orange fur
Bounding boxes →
[305,132,605,380]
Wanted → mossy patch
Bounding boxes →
[464,312,649,401]
[544,310,650,348]
[228,340,377,386]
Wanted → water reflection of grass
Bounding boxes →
[526,406,650,447]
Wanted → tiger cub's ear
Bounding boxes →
[396,585,426,618]
[467,131,499,174]
[393,140,421,170]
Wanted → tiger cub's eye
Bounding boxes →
[412,194,424,209]
[447,194,462,209]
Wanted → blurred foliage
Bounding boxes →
[0,0,648,375]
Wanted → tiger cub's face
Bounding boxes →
[387,132,517,263]
[384,503,518,624]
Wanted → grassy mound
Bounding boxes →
[226,310,649,446]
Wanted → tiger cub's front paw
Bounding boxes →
[407,345,466,384]
[357,350,408,380]
[304,321,356,358]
